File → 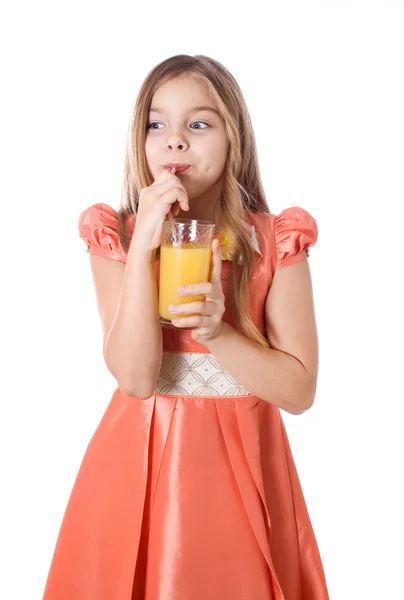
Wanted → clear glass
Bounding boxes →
[159,219,215,329]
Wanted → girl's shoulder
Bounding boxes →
[77,203,318,270]
[248,206,318,269]
[78,202,135,263]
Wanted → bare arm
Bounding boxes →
[86,169,188,397]
[103,239,162,399]
[101,168,188,398]
[202,258,319,415]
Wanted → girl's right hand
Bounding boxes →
[133,168,189,250]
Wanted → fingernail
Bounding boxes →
[168,305,177,313]
[177,287,185,295]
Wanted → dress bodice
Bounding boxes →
[78,204,318,394]
[79,204,317,352]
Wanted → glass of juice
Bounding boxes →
[159,219,215,328]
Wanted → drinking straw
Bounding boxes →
[169,167,178,244]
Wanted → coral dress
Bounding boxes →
[42,204,329,600]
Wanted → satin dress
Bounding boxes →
[42,204,329,600]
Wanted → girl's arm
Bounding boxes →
[103,169,189,398]
[202,258,319,415]
[104,240,162,399]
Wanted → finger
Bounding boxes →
[163,183,189,212]
[210,238,223,284]
[152,167,178,185]
[159,188,189,212]
[172,202,181,217]
[150,169,173,187]
[152,172,187,196]
[177,282,213,297]
[169,301,215,316]
[171,315,212,329]
[154,179,187,199]
[191,326,210,340]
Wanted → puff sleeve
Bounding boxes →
[78,203,127,263]
[274,206,318,269]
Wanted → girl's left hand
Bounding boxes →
[169,238,225,342]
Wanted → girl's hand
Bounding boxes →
[170,239,225,342]
[134,168,189,250]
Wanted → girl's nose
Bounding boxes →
[165,136,189,152]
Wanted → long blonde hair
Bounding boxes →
[117,54,270,347]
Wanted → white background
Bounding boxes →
[1,1,403,598]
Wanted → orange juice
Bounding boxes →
[159,244,212,321]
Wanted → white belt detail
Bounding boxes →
[154,352,251,397]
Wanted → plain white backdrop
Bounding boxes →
[1,1,403,598]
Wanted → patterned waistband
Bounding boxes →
[154,352,251,397]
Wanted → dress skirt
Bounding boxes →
[42,388,329,600]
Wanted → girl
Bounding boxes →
[42,54,329,600]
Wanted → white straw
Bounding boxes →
[169,167,177,244]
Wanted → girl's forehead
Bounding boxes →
[151,75,214,105]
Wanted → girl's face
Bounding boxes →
[145,74,229,203]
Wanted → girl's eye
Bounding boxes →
[190,121,209,129]
[146,122,163,130]
[146,121,209,131]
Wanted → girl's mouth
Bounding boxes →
[163,164,191,173]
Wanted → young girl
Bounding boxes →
[42,54,329,600]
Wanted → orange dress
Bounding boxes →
[42,204,329,600]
